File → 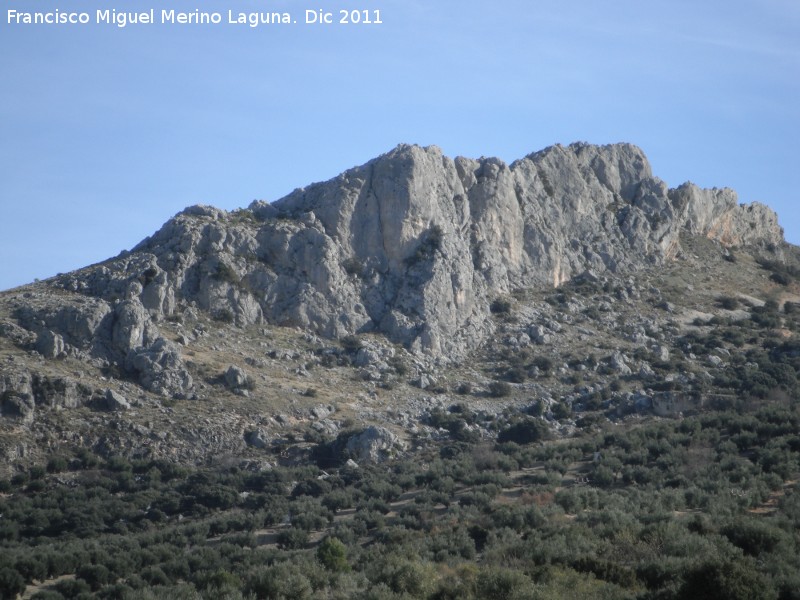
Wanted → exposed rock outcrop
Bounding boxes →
[34,142,783,363]
[105,389,131,411]
[344,426,404,463]
[32,375,86,409]
[1,372,35,424]
[1,371,89,418]
[9,282,193,398]
[125,338,193,398]
[35,330,66,359]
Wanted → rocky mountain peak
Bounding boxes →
[14,143,784,382]
[0,140,795,479]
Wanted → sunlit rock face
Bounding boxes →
[49,142,782,361]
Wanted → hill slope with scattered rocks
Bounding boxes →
[0,142,795,472]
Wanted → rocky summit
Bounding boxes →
[0,141,795,471]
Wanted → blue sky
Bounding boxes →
[1,0,798,291]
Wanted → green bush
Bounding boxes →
[490,298,512,314]
[212,262,240,284]
[0,567,25,600]
[476,566,535,600]
[46,456,69,474]
[489,381,512,398]
[276,527,308,550]
[678,559,778,600]
[721,518,786,556]
[53,577,92,597]
[76,563,113,591]
[498,418,549,444]
[247,563,312,600]
[551,402,572,420]
[340,335,363,352]
[718,296,740,310]
[317,537,350,572]
[405,225,444,266]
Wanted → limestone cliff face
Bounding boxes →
[47,142,782,363]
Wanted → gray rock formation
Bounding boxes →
[610,352,633,375]
[41,142,783,363]
[112,295,157,356]
[0,320,37,346]
[224,365,250,390]
[9,283,193,398]
[2,393,35,424]
[310,404,335,420]
[35,330,66,359]
[1,372,35,424]
[126,338,193,397]
[244,429,270,449]
[33,376,84,409]
[105,389,131,411]
[344,426,403,463]
[15,295,113,355]
[1,371,88,420]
